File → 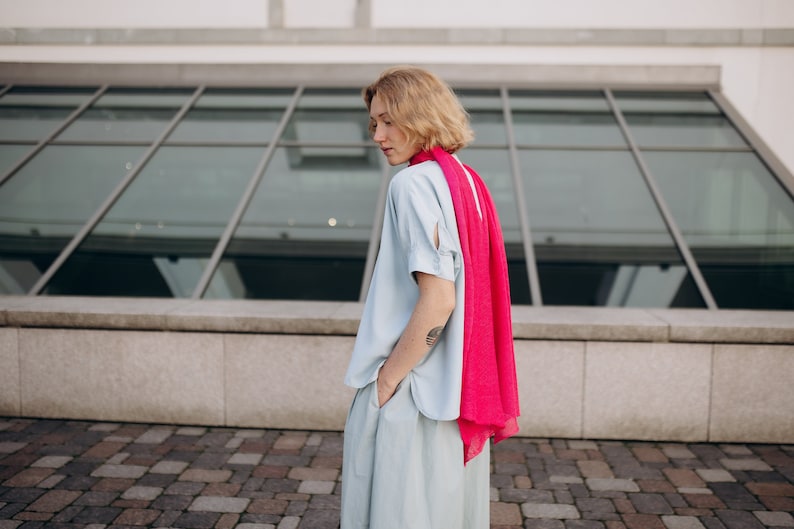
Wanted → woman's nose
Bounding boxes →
[372,128,385,143]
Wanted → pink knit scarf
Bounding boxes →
[410,147,520,463]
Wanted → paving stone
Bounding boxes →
[134,428,172,444]
[297,508,340,529]
[179,469,233,483]
[189,495,250,513]
[176,427,207,436]
[278,517,301,529]
[628,493,674,514]
[622,513,666,528]
[0,443,26,454]
[115,507,162,525]
[578,461,614,479]
[75,490,118,506]
[753,510,794,526]
[173,511,221,528]
[229,453,264,466]
[663,447,696,460]
[664,469,705,488]
[90,464,147,479]
[587,478,640,492]
[662,516,705,529]
[121,485,163,500]
[27,490,81,512]
[697,469,736,483]
[29,456,72,469]
[150,459,190,474]
[70,506,122,524]
[491,501,522,525]
[719,459,772,472]
[715,509,766,529]
[297,480,335,494]
[522,503,580,519]
[745,481,794,496]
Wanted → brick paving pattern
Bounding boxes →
[1,418,793,528]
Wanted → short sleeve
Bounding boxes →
[390,172,456,282]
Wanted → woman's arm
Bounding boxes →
[377,270,456,407]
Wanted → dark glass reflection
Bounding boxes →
[644,151,794,309]
[44,146,263,297]
[205,146,383,300]
[520,149,705,307]
[168,88,294,143]
[458,89,506,145]
[615,92,748,148]
[0,145,144,294]
[0,86,95,141]
[283,88,370,145]
[510,90,625,147]
[56,88,193,143]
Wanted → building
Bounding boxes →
[0,0,792,442]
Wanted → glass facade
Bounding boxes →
[0,83,791,309]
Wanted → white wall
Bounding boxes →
[0,0,269,28]
[372,0,794,29]
[3,0,794,29]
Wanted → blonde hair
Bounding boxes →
[363,66,474,154]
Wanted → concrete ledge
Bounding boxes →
[0,63,722,91]
[1,296,792,344]
[2,27,793,47]
[0,296,792,444]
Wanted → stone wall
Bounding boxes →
[1,296,792,442]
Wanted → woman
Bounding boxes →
[341,66,520,529]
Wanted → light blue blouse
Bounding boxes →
[344,160,466,421]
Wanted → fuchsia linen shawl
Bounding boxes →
[410,147,520,463]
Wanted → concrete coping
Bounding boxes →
[0,296,791,344]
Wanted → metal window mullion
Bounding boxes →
[359,161,390,302]
[0,85,109,187]
[28,86,206,295]
[501,86,543,305]
[191,86,305,299]
[0,85,12,98]
[604,88,718,310]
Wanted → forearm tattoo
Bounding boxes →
[425,326,444,347]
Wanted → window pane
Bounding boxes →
[168,88,293,143]
[458,89,506,145]
[0,144,31,174]
[283,88,369,145]
[0,145,144,294]
[615,92,748,148]
[56,88,193,143]
[43,146,262,297]
[510,90,625,147]
[644,151,794,309]
[205,146,382,300]
[520,149,705,307]
[0,86,96,142]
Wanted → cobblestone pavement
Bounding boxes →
[1,418,793,529]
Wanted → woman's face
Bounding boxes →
[369,93,422,166]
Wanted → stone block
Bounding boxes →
[18,328,225,425]
[0,328,19,415]
[514,340,584,438]
[711,344,794,443]
[583,342,711,441]
[224,334,355,430]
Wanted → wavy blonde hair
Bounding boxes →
[363,66,474,154]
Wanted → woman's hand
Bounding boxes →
[376,371,399,407]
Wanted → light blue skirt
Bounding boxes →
[341,378,490,529]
